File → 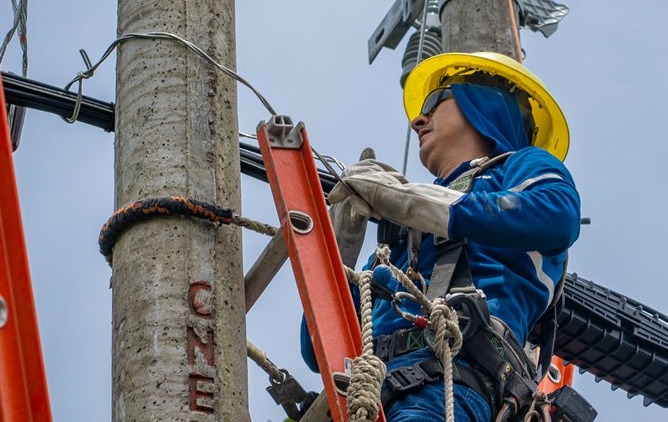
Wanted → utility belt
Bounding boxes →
[369,241,596,421]
[373,293,537,420]
[374,326,498,415]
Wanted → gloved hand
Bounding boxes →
[330,166,466,239]
[328,149,384,268]
[329,159,409,221]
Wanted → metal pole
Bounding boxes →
[440,0,521,59]
[114,1,247,421]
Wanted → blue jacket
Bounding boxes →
[362,147,580,344]
[301,84,581,373]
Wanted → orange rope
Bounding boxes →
[507,0,523,63]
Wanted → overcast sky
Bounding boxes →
[3,1,668,421]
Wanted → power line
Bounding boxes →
[1,71,338,193]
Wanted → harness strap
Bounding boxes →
[427,239,475,302]
[533,254,568,381]
[379,359,493,414]
[373,327,433,362]
[425,152,515,302]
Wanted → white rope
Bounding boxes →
[246,339,285,383]
[347,269,386,422]
[523,391,549,422]
[430,298,463,422]
[382,247,463,422]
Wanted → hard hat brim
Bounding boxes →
[403,52,569,161]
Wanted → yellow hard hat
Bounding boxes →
[403,52,569,161]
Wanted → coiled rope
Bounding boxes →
[344,246,463,422]
[98,196,277,265]
[346,268,386,422]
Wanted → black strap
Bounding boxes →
[535,298,559,381]
[427,239,474,301]
[373,327,433,362]
[531,256,568,381]
[425,152,516,300]
[380,359,493,414]
[377,218,403,246]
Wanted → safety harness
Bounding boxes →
[372,153,563,421]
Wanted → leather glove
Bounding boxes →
[330,170,466,240]
[328,149,382,268]
[328,159,408,221]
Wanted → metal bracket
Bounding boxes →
[258,115,304,149]
[368,0,570,64]
[368,0,426,64]
[7,103,26,152]
[0,295,7,328]
[516,0,570,38]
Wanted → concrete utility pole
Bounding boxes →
[114,1,248,421]
[440,0,521,59]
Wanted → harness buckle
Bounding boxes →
[445,290,490,340]
[266,369,319,421]
[384,361,442,396]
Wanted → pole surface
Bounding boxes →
[440,0,521,59]
[114,1,247,421]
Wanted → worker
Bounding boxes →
[301,52,581,421]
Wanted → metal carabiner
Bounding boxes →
[392,292,429,329]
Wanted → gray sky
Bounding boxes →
[2,0,668,420]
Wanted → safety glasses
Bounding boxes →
[420,87,454,117]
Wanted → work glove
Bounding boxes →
[329,167,466,240]
[328,149,384,268]
[329,159,409,220]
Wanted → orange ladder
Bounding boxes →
[539,356,574,395]
[257,116,385,422]
[0,78,52,420]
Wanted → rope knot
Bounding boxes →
[428,298,463,422]
[347,354,387,422]
[375,245,391,263]
[523,391,550,422]
[430,298,463,358]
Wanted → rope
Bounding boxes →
[98,196,277,265]
[381,246,463,422]
[347,269,386,422]
[523,391,549,422]
[430,298,463,422]
[344,265,361,285]
[230,214,278,237]
[344,245,462,421]
[247,339,285,383]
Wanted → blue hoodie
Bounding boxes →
[301,83,580,373]
[451,83,529,155]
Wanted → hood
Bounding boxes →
[451,83,529,157]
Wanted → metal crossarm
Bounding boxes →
[0,76,52,421]
[257,115,385,422]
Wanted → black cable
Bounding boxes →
[2,72,339,194]
[2,71,114,131]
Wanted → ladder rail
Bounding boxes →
[257,116,385,422]
[0,77,52,421]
